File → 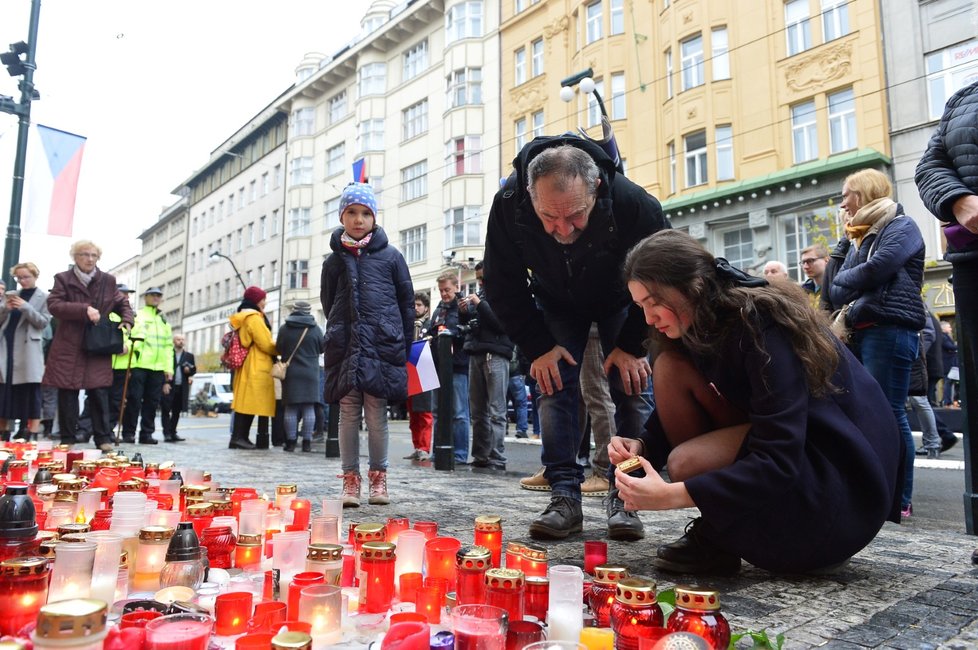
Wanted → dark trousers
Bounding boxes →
[232,412,268,440]
[108,369,127,431]
[160,383,186,437]
[59,388,111,446]
[123,368,164,439]
[951,257,978,532]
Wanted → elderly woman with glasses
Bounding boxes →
[43,240,133,452]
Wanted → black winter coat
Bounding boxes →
[483,134,669,362]
[320,227,415,403]
[829,211,926,332]
[276,314,325,405]
[430,300,468,374]
[462,292,515,358]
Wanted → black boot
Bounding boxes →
[255,432,270,450]
[654,518,740,575]
[283,439,296,452]
[528,495,583,540]
[41,419,53,439]
[301,438,312,453]
[229,436,256,450]
[606,488,645,541]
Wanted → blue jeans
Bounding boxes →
[537,309,654,499]
[469,352,510,467]
[452,372,470,462]
[854,325,918,509]
[908,396,939,451]
[284,403,316,441]
[338,390,389,473]
[508,374,529,433]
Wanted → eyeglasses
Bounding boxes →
[74,252,99,258]
[13,275,33,280]
[800,258,821,266]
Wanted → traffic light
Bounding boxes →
[1,41,29,77]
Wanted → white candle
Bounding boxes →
[547,601,584,642]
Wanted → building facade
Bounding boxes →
[136,198,188,327]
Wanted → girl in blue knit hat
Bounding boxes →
[321,182,415,507]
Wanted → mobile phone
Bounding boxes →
[4,291,17,299]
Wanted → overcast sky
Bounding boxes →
[1,0,372,286]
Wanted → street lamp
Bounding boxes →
[559,67,624,174]
[209,251,247,290]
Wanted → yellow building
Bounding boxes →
[501,0,894,281]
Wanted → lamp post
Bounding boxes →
[558,67,624,174]
[209,251,247,291]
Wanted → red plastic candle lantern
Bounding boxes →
[200,526,237,570]
[89,508,112,531]
[524,576,549,621]
[666,586,730,650]
[424,576,449,606]
[186,503,214,539]
[287,571,324,620]
[399,572,423,605]
[235,533,263,571]
[610,578,663,650]
[360,541,396,614]
[484,568,525,624]
[413,521,438,539]
[584,540,608,575]
[231,487,259,519]
[473,515,502,569]
[0,557,51,636]
[424,537,461,585]
[215,591,254,636]
[455,545,491,606]
[248,600,287,634]
[7,460,28,483]
[520,543,548,578]
[92,467,122,495]
[386,516,410,543]
[589,564,629,628]
[180,485,206,513]
[65,450,83,473]
[415,585,442,624]
[290,499,311,531]
[149,493,175,511]
[504,541,524,572]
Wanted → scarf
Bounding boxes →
[844,197,898,249]
[340,230,373,255]
[73,267,95,287]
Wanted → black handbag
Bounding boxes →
[83,281,124,355]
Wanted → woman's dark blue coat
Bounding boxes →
[320,227,415,403]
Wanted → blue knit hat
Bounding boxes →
[339,182,377,218]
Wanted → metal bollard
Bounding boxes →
[433,330,455,471]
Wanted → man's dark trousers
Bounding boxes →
[160,382,186,438]
[122,368,165,441]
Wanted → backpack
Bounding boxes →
[220,328,249,370]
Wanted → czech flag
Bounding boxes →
[24,124,86,237]
[407,339,440,396]
[352,158,367,183]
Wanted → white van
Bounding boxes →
[191,372,233,413]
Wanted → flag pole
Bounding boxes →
[2,0,41,286]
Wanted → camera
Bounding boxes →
[456,319,479,336]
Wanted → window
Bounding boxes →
[780,211,834,281]
[191,216,198,235]
[785,0,811,56]
[261,172,269,196]
[681,34,704,90]
[712,27,729,80]
[249,180,257,203]
[401,161,427,202]
[272,209,280,235]
[357,119,385,153]
[586,79,605,127]
[400,225,427,264]
[925,39,978,120]
[721,227,754,270]
[227,195,234,214]
[238,188,245,209]
[271,260,279,287]
[274,164,282,189]
[532,110,544,138]
[585,2,602,44]
[402,100,428,141]
[288,208,311,236]
[403,40,428,81]
[326,143,345,177]
[716,125,734,181]
[515,118,527,154]
[290,156,314,185]
[258,265,265,288]
[247,222,255,246]
[446,136,483,176]
[236,228,243,252]
[531,39,544,77]
[610,73,626,120]
[667,141,676,194]
[610,0,624,35]
[218,201,225,220]
[444,206,482,247]
[447,68,483,107]
[684,130,708,187]
[446,1,483,43]
[515,0,526,12]
[291,107,315,137]
[821,0,849,42]
[828,88,856,153]
[791,100,818,163]
[664,48,673,98]
[287,260,309,289]
[358,62,386,97]
[328,92,347,124]
[259,216,267,241]
[514,47,527,86]
[190,251,196,271]
[324,197,341,230]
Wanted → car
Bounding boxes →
[190,372,233,413]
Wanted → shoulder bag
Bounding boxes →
[271,328,308,380]
[83,280,124,355]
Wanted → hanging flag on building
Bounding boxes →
[24,124,86,237]
[407,339,439,397]
[352,158,367,183]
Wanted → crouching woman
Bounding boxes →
[611,230,903,574]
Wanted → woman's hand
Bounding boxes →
[5,295,24,310]
[607,435,643,465]
[86,306,101,323]
[615,456,694,512]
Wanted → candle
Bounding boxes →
[382,621,430,650]
[360,542,397,613]
[200,525,237,569]
[451,604,508,650]
[305,543,343,585]
[424,536,461,584]
[31,598,109,650]
[393,529,425,583]
[506,620,546,650]
[666,586,730,650]
[484,568,525,624]
[235,533,263,571]
[473,515,503,569]
[580,627,615,650]
[290,498,311,530]
[287,571,325,620]
[47,540,97,602]
[275,484,297,514]
[134,526,175,592]
[386,516,410,543]
[521,543,548,578]
[415,585,442,624]
[547,566,584,643]
[309,515,339,545]
[399,571,423,605]
[215,591,254,636]
[144,612,214,650]
[609,578,663,650]
[0,557,50,636]
[298,584,342,646]
[455,545,491,606]
[524,576,549,621]
[583,541,608,575]
[589,565,629,628]
[235,632,276,649]
[249,600,287,634]
[504,541,524,571]
[413,521,437,539]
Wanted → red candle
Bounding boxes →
[382,621,430,650]
[520,543,548,578]
[473,515,502,569]
[235,534,263,571]
[200,526,237,569]
[484,568,524,624]
[504,541,524,571]
[413,521,438,539]
[341,547,356,587]
[415,585,442,624]
[524,576,549,622]
[215,591,254,636]
[424,536,461,584]
[186,503,214,539]
[0,557,50,636]
[424,576,449,606]
[584,540,608,575]
[589,565,629,628]
[399,571,423,604]
[231,487,259,519]
[455,545,490,606]
[361,542,396,614]
[235,633,275,650]
[120,609,165,628]
[288,572,324,620]
[144,613,214,650]
[666,586,730,650]
[610,578,664,650]
[290,498,311,530]
[386,516,410,543]
[65,450,83,473]
[390,612,428,625]
[248,600,287,634]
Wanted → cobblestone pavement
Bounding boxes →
[115,416,978,649]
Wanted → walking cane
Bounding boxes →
[115,334,144,446]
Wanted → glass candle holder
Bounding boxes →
[485,568,524,624]
[0,556,50,636]
[588,565,629,628]
[289,498,311,530]
[31,598,108,650]
[385,516,410,543]
[298,584,342,646]
[48,540,97,601]
[185,503,214,539]
[473,515,503,569]
[84,530,124,607]
[134,526,175,592]
[394,529,425,582]
[239,499,268,537]
[524,576,549,622]
[215,591,254,636]
[360,541,396,613]
[583,541,608,576]
[451,604,508,650]
[456,545,491,607]
[249,600,287,634]
[272,530,310,587]
[231,487,259,518]
[320,498,343,533]
[275,484,297,514]
[507,620,546,650]
[398,572,423,605]
[305,543,343,585]
[547,565,584,643]
[144,612,213,650]
[412,521,437,539]
[309,516,339,545]
[521,544,548,578]
[415,585,443,624]
[610,578,663,650]
[424,536,461,584]
[287,571,324,620]
[200,525,237,569]
[235,533,263,571]
[666,586,730,650]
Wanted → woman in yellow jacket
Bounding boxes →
[228,286,278,449]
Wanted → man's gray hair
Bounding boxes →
[527,145,600,201]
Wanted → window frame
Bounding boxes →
[791,100,818,164]
[402,99,429,141]
[785,0,812,56]
[827,87,856,154]
[358,62,387,97]
[821,0,849,42]
[514,47,527,86]
[531,38,544,77]
[403,39,428,81]
[680,34,705,91]
[585,1,603,45]
[326,143,346,177]
[400,224,427,264]
[715,124,734,181]
[400,160,428,203]
[684,130,708,187]
[712,27,729,80]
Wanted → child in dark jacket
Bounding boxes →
[321,183,415,507]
